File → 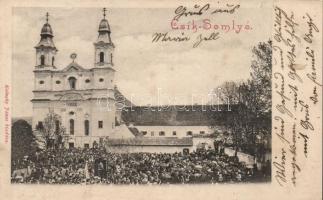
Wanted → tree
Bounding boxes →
[249,41,272,115]
[37,111,66,149]
[212,41,272,156]
[239,41,272,155]
[11,120,37,165]
[213,81,241,105]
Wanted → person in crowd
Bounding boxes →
[11,147,267,184]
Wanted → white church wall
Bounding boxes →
[93,68,115,90]
[34,72,51,91]
[52,74,64,91]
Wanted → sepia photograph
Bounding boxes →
[0,0,321,199]
[10,7,273,185]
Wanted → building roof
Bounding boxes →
[35,22,56,49]
[98,19,111,33]
[61,62,86,72]
[107,137,193,146]
[115,86,135,109]
[120,104,239,126]
[41,23,53,37]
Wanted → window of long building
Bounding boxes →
[186,131,193,136]
[84,120,89,136]
[98,121,103,128]
[69,119,74,135]
[159,131,165,136]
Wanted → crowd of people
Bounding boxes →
[11,147,270,184]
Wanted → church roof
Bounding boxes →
[35,22,56,49]
[61,62,86,72]
[41,23,53,37]
[113,89,243,126]
[115,86,136,108]
[35,37,56,49]
[121,104,238,126]
[98,19,111,33]
[95,10,113,44]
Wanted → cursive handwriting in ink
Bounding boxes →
[152,32,190,43]
[274,116,290,144]
[306,47,322,87]
[173,4,210,21]
[274,148,287,187]
[193,32,220,48]
[298,132,309,158]
[299,100,314,131]
[211,4,240,14]
[303,13,319,44]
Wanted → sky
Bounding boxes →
[12,6,271,117]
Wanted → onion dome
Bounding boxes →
[41,23,54,37]
[98,19,111,33]
[96,8,113,44]
[35,12,56,49]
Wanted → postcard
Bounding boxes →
[0,0,321,199]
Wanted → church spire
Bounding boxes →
[35,12,57,68]
[94,8,114,67]
[103,8,106,19]
[46,12,49,23]
[36,12,56,48]
[97,8,112,41]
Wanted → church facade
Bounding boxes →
[31,11,116,148]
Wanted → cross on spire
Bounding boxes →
[103,8,106,19]
[46,12,49,23]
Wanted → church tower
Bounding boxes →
[94,8,114,68]
[34,12,57,69]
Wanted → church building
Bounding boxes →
[31,10,116,148]
[30,9,251,153]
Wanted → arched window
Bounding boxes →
[68,77,77,89]
[99,52,104,62]
[69,119,74,135]
[52,57,55,66]
[84,120,89,136]
[40,55,45,65]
